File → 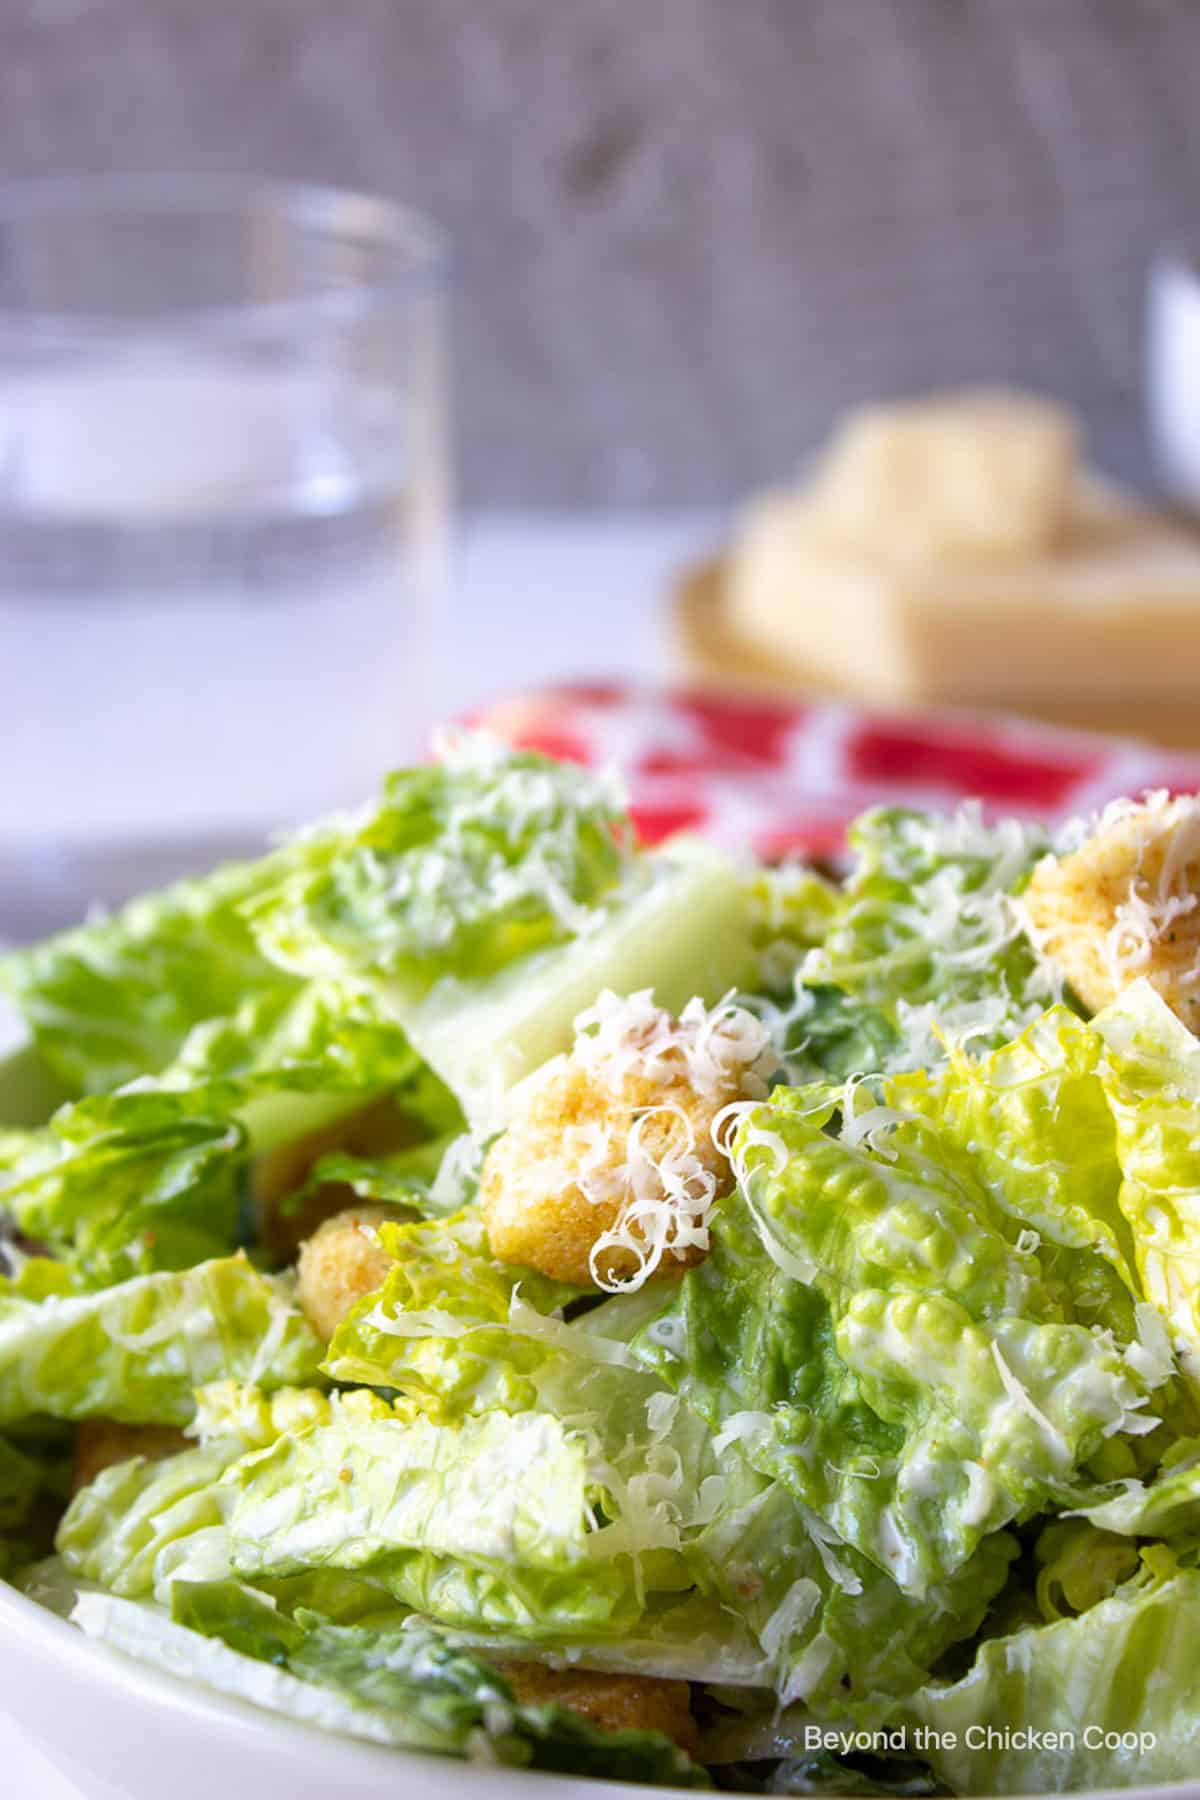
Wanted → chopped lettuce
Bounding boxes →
[0,1096,245,1286]
[1094,979,1200,1372]
[746,862,839,991]
[12,752,1200,1797]
[246,738,629,988]
[145,980,436,1153]
[73,1593,702,1781]
[227,739,754,1131]
[1068,1434,1200,1537]
[58,1442,239,1598]
[687,1452,1015,1708]
[884,1562,1200,1792]
[189,1380,347,1453]
[0,852,299,1095]
[386,839,755,1132]
[56,1389,394,1601]
[0,983,454,1286]
[810,805,1047,1015]
[222,1404,645,1638]
[725,1083,1165,1592]
[777,805,1050,1080]
[323,1210,585,1414]
[891,1006,1136,1310]
[1032,1519,1140,1620]
[446,1588,770,1688]
[288,1130,467,1220]
[0,1255,324,1426]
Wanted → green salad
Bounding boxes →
[4,735,1200,1795]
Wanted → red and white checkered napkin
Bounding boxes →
[473,683,1200,859]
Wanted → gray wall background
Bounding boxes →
[3,1,1199,508]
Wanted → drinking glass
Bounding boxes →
[0,175,448,938]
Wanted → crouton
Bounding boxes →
[296,1203,406,1340]
[72,1420,189,1495]
[1024,793,1200,1028]
[480,990,775,1290]
[498,1662,697,1753]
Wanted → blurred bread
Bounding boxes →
[804,389,1077,563]
[726,392,1200,708]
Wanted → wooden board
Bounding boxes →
[671,552,1200,750]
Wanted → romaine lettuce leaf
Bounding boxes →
[0,1255,324,1426]
[445,1587,770,1687]
[1094,979,1200,1371]
[146,980,448,1153]
[170,1575,309,1659]
[280,1613,703,1782]
[746,863,839,992]
[0,852,300,1095]
[287,1130,466,1221]
[58,1442,239,1597]
[770,813,1050,1087]
[246,737,629,988]
[323,1210,585,1414]
[0,1097,245,1286]
[56,1388,395,1601]
[810,804,1047,1012]
[222,1405,645,1638]
[772,986,904,1087]
[885,1562,1200,1792]
[892,1006,1135,1297]
[58,1382,723,1663]
[188,1380,348,1453]
[385,839,755,1133]
[72,1593,702,1782]
[687,1453,1015,1708]
[228,739,753,1130]
[726,1088,1163,1592]
[0,982,455,1285]
[1068,1434,1200,1537]
[1032,1518,1140,1619]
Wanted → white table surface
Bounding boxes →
[444,511,716,704]
[0,510,721,1795]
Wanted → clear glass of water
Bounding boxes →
[0,175,448,936]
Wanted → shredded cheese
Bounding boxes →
[558,990,778,1293]
[1096,792,1200,992]
[573,987,777,1101]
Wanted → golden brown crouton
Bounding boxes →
[72,1421,189,1495]
[1024,794,1200,1027]
[481,1060,730,1289]
[480,992,775,1290]
[296,1203,406,1341]
[498,1663,697,1754]
[254,1096,424,1260]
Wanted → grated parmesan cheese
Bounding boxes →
[1026,789,1200,1026]
[573,987,778,1102]
[990,1341,1071,1468]
[482,989,778,1293]
[1094,793,1200,992]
